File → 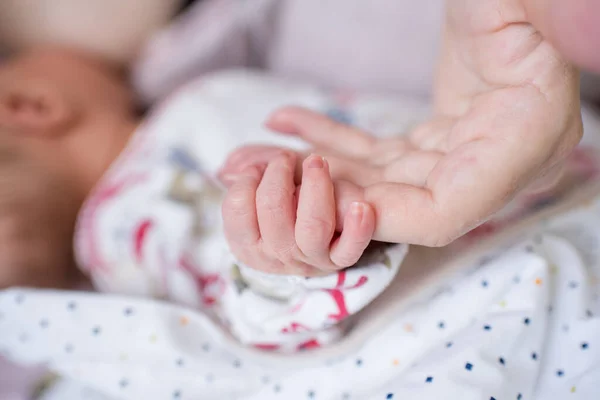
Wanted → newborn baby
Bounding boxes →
[0,48,410,352]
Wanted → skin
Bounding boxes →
[0,49,137,199]
[219,0,593,275]
[0,48,137,287]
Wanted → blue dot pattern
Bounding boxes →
[0,209,599,400]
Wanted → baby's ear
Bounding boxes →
[0,83,75,136]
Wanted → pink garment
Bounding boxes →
[133,0,600,105]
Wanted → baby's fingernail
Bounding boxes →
[351,202,365,222]
[307,155,326,169]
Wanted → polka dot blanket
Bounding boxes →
[2,94,600,400]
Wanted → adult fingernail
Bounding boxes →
[307,155,325,169]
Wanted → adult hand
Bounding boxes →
[220,0,585,276]
[248,0,583,248]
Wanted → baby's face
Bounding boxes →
[0,48,137,197]
[0,48,133,118]
[0,49,137,289]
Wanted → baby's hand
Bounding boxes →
[220,149,375,276]
[218,145,301,186]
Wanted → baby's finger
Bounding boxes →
[222,165,264,256]
[328,202,375,269]
[266,106,376,159]
[255,153,299,263]
[219,146,287,183]
[295,155,336,267]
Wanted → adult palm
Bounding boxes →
[266,0,582,247]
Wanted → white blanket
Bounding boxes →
[2,80,600,400]
[2,187,600,400]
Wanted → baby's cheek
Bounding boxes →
[0,261,38,289]
[0,245,24,289]
[0,264,17,289]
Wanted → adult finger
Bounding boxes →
[266,106,377,159]
[323,154,383,187]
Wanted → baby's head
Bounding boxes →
[0,48,137,288]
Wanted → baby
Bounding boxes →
[0,48,409,352]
